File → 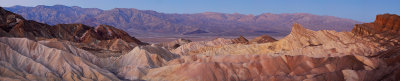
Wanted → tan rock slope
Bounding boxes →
[145,55,397,81]
[0,37,121,81]
[0,37,179,81]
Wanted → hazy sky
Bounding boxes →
[0,0,399,22]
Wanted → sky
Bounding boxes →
[0,0,399,22]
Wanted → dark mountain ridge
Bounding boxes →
[0,7,146,54]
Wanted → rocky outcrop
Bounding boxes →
[352,14,400,56]
[352,14,400,35]
[249,34,277,44]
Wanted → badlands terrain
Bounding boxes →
[1,6,400,81]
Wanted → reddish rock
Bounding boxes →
[352,14,400,35]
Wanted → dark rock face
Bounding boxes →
[5,5,361,36]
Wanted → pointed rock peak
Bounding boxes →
[290,23,313,34]
[232,35,249,44]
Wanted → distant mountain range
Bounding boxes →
[4,5,361,37]
[2,5,400,80]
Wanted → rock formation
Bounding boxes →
[352,14,400,35]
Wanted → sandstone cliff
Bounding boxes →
[352,14,400,35]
